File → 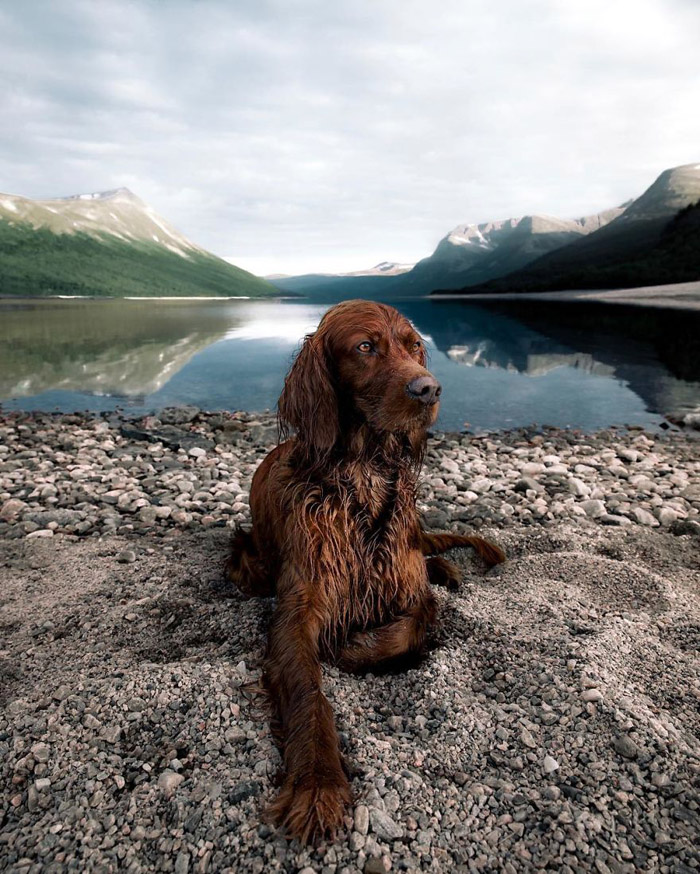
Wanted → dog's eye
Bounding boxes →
[412,340,422,351]
[357,342,373,354]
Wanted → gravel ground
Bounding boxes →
[1,409,699,873]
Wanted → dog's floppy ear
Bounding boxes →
[278,331,339,457]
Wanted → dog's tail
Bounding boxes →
[420,531,506,568]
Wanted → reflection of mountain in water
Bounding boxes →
[0,300,234,399]
[444,341,615,378]
[406,300,700,421]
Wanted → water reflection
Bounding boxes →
[1,297,699,432]
[0,300,230,399]
[414,300,700,425]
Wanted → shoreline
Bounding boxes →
[430,279,700,310]
[1,408,699,872]
[0,295,298,302]
[1,407,699,541]
[0,279,699,310]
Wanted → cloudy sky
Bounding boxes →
[1,0,699,275]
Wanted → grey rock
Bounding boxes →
[567,478,590,497]
[354,803,370,836]
[581,499,606,518]
[0,499,28,522]
[31,743,50,763]
[369,807,404,841]
[613,735,639,759]
[158,769,184,797]
[159,405,200,425]
[543,755,559,774]
[515,477,540,493]
[631,507,659,527]
[671,519,700,536]
[117,549,136,564]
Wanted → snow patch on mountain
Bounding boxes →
[0,188,204,260]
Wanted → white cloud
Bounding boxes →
[0,0,699,274]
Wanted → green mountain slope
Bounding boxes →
[0,188,276,298]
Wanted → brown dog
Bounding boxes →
[227,299,504,843]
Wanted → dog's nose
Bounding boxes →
[406,374,442,405]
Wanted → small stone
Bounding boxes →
[53,685,71,701]
[631,507,658,527]
[470,477,491,493]
[567,478,590,497]
[601,514,632,526]
[581,688,603,702]
[138,506,158,525]
[365,858,391,874]
[117,550,136,564]
[227,781,260,804]
[618,448,639,463]
[521,463,545,476]
[188,447,207,459]
[159,405,200,424]
[354,803,370,835]
[671,519,700,536]
[369,807,404,841]
[158,769,184,797]
[515,477,540,493]
[613,735,638,759]
[581,499,606,518]
[520,728,537,749]
[26,528,54,539]
[440,458,460,474]
[31,743,50,763]
[657,508,678,527]
[349,832,365,852]
[0,499,27,522]
[175,851,190,874]
[543,755,559,774]
[34,777,51,792]
[171,510,191,526]
[100,726,122,744]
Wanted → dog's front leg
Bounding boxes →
[263,581,351,843]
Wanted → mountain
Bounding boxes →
[440,163,700,294]
[270,206,627,301]
[399,206,626,293]
[341,261,414,277]
[268,261,413,299]
[0,188,277,298]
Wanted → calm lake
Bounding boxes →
[1,297,699,432]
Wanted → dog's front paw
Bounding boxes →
[267,773,351,844]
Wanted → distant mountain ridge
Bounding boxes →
[0,188,277,298]
[401,204,627,292]
[443,162,700,294]
[270,204,627,301]
[270,162,700,301]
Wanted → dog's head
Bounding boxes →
[278,300,440,456]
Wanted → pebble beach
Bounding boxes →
[1,408,699,873]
